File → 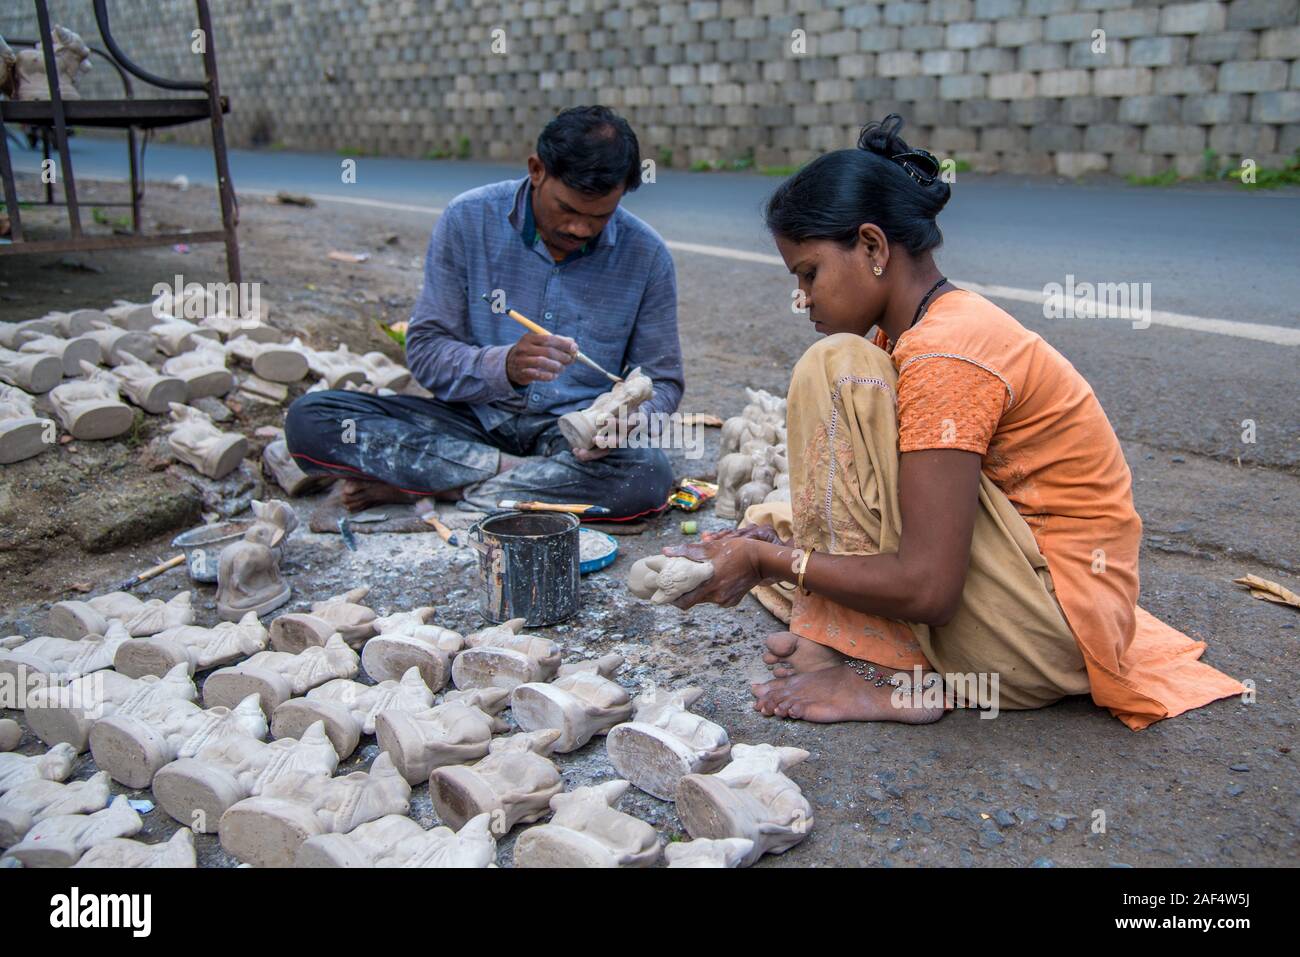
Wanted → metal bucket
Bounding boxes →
[466,511,580,626]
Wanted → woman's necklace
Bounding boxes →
[910,276,949,329]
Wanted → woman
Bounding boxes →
[666,116,1243,731]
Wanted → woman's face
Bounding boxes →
[774,233,884,338]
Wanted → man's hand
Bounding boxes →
[506,333,577,386]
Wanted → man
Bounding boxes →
[284,106,682,519]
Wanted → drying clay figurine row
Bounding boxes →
[162,337,234,399]
[2,795,142,868]
[0,344,63,393]
[0,771,111,848]
[297,811,495,868]
[17,332,99,376]
[110,358,187,414]
[664,837,756,868]
[90,693,267,789]
[84,323,158,366]
[48,589,194,639]
[152,720,340,832]
[271,667,436,760]
[451,618,561,692]
[305,342,368,389]
[361,606,464,690]
[218,751,411,867]
[0,622,133,686]
[25,664,197,752]
[149,317,220,357]
[216,499,297,621]
[0,383,54,464]
[203,633,359,717]
[511,655,631,753]
[606,687,731,801]
[675,743,814,867]
[557,367,653,452]
[429,729,563,834]
[627,555,715,605]
[270,586,376,653]
[114,612,268,679]
[166,401,249,480]
[75,828,197,868]
[49,361,135,439]
[0,743,78,795]
[263,434,333,496]
[513,780,662,868]
[377,687,510,785]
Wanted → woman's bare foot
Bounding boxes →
[762,632,843,677]
[751,662,946,724]
[340,479,419,512]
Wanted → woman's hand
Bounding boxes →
[699,523,788,547]
[661,537,771,610]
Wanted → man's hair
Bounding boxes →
[536,105,642,195]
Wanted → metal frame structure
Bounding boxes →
[0,0,239,281]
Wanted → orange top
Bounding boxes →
[877,290,1244,730]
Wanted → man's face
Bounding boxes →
[527,155,624,257]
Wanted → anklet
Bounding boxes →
[845,659,940,691]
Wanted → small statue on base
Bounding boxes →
[361,607,464,691]
[557,367,653,451]
[48,361,135,439]
[627,555,715,604]
[0,771,111,848]
[271,667,436,760]
[605,686,731,801]
[113,611,269,678]
[297,811,496,868]
[450,618,561,692]
[374,687,510,785]
[428,729,563,835]
[2,795,142,868]
[513,780,662,868]
[0,383,55,464]
[74,828,197,868]
[166,402,249,479]
[202,633,359,716]
[510,656,631,753]
[269,586,376,653]
[215,500,297,621]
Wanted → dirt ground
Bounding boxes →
[1,175,1295,867]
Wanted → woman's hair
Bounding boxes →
[537,105,642,195]
[764,114,951,255]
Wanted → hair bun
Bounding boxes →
[857,114,908,158]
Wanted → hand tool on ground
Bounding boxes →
[497,500,611,516]
[337,515,358,552]
[114,554,186,592]
[480,293,623,384]
[420,510,462,546]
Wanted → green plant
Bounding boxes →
[424,147,452,160]
[456,135,472,160]
[658,146,673,167]
[337,145,368,157]
[1228,150,1300,189]
[1126,168,1180,187]
[759,164,799,176]
[953,158,972,173]
[125,411,147,449]
[92,207,131,230]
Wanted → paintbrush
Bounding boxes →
[114,554,186,592]
[480,293,623,384]
[498,500,611,516]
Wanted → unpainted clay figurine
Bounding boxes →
[0,770,111,848]
[151,720,339,832]
[166,401,249,479]
[50,309,109,337]
[84,322,158,366]
[557,367,653,451]
[627,555,715,605]
[218,751,411,868]
[162,337,234,399]
[89,693,267,789]
[109,357,187,414]
[374,687,510,785]
[74,828,197,868]
[0,621,133,687]
[199,313,280,342]
[305,342,368,389]
[48,361,135,439]
[226,335,309,383]
[664,836,756,868]
[271,667,435,760]
[0,316,61,349]
[11,25,91,101]
[24,663,196,752]
[48,589,194,640]
[0,743,78,795]
[361,606,464,691]
[2,795,142,868]
[428,729,563,834]
[0,344,64,393]
[215,500,298,621]
[17,332,100,376]
[203,633,359,717]
[114,611,269,679]
[269,586,377,653]
[359,351,412,391]
[605,686,731,801]
[0,383,55,464]
[450,618,561,692]
[105,299,168,332]
[510,656,632,753]
[513,780,662,869]
[262,435,333,496]
[149,317,220,357]
[297,811,496,868]
[0,719,20,752]
[674,743,814,866]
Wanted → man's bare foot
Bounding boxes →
[340,479,419,512]
[762,632,843,677]
[498,452,524,474]
[751,663,946,724]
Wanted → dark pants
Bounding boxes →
[283,390,674,520]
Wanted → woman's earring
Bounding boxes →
[872,264,883,276]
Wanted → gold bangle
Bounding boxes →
[796,548,813,592]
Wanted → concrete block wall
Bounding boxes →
[3,0,1297,176]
